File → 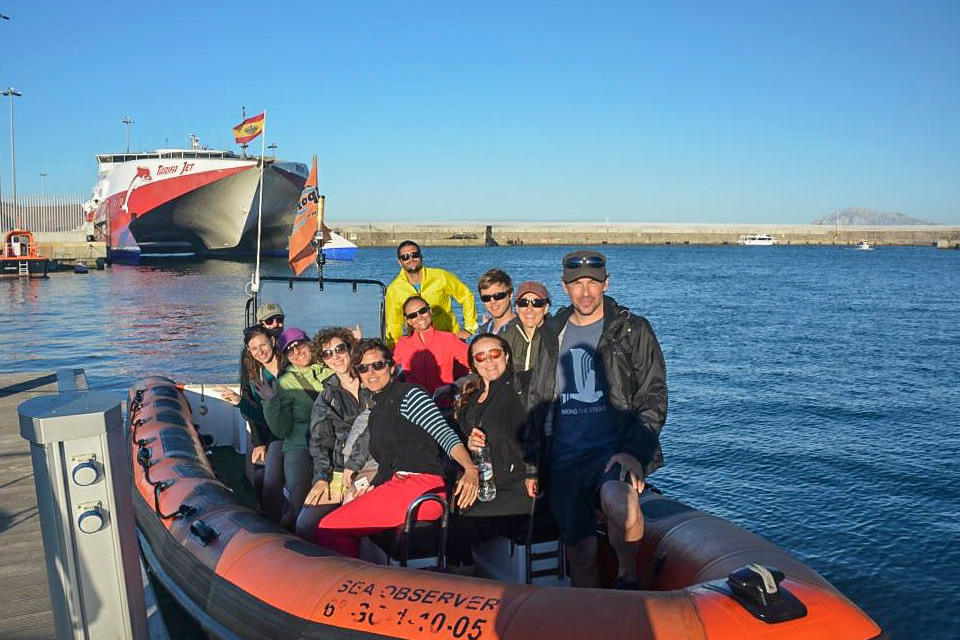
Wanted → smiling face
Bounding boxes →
[356,348,393,392]
[404,298,433,333]
[471,337,509,384]
[479,283,513,320]
[397,243,423,274]
[285,340,313,368]
[246,333,276,366]
[319,337,352,375]
[562,276,608,321]
[516,292,549,330]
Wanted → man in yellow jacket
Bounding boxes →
[385,240,478,347]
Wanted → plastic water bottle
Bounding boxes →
[472,444,497,502]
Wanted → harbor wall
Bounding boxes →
[330,222,960,248]
[32,231,107,262]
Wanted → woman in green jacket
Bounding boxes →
[258,327,333,529]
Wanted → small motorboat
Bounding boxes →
[738,234,775,246]
[855,240,872,251]
[1,228,50,278]
[127,274,884,640]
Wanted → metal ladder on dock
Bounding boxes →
[18,260,29,276]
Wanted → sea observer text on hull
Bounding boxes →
[84,134,310,263]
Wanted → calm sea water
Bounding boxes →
[2,245,959,638]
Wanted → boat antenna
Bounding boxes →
[252,110,267,293]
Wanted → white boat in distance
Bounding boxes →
[85,135,310,263]
[855,239,873,251]
[738,233,775,246]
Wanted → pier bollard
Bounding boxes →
[18,378,148,640]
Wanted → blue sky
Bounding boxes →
[0,0,957,223]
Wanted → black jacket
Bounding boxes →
[308,376,374,483]
[459,370,531,501]
[524,295,668,478]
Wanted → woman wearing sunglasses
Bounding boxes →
[216,326,285,521]
[504,281,551,372]
[315,338,480,557]
[392,295,471,410]
[305,327,375,511]
[257,327,334,529]
[448,334,534,569]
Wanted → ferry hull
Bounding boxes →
[89,151,308,262]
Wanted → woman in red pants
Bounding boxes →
[315,338,479,557]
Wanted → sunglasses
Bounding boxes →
[405,305,431,320]
[284,340,308,354]
[516,298,548,308]
[356,360,391,374]
[564,256,605,269]
[320,343,348,360]
[472,348,504,363]
[262,315,285,326]
[480,290,511,303]
[399,251,421,261]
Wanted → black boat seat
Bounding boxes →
[370,493,451,568]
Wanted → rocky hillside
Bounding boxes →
[813,208,939,226]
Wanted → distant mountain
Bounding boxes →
[813,208,940,226]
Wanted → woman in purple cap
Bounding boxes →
[257,327,334,529]
[504,281,551,372]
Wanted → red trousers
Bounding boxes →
[314,472,445,557]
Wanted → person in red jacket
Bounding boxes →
[392,295,471,409]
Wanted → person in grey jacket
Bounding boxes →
[306,327,374,509]
[524,250,667,590]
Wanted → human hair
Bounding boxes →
[402,295,429,314]
[242,325,278,381]
[467,332,513,376]
[455,333,513,416]
[311,327,357,361]
[396,240,421,258]
[477,268,512,293]
[350,338,393,372]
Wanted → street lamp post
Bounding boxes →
[2,88,23,219]
[122,116,134,153]
[40,172,47,198]
[0,14,9,224]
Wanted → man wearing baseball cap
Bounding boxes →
[256,302,286,337]
[524,250,667,590]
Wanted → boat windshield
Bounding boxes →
[249,276,386,340]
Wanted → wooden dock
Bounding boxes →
[0,373,58,640]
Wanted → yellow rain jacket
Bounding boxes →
[385,266,478,347]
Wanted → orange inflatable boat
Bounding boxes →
[129,377,885,640]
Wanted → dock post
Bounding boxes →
[18,373,149,640]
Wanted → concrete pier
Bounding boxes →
[332,222,960,248]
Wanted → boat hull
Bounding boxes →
[88,153,309,263]
[0,258,49,278]
[128,378,883,640]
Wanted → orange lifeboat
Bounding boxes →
[1,228,49,278]
[129,377,884,640]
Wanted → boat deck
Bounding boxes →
[0,372,58,640]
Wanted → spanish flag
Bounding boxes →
[233,112,265,145]
[289,156,327,275]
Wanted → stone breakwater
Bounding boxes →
[331,222,960,248]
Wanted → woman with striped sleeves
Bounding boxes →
[314,339,480,557]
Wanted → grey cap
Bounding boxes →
[256,302,284,323]
[562,250,608,283]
